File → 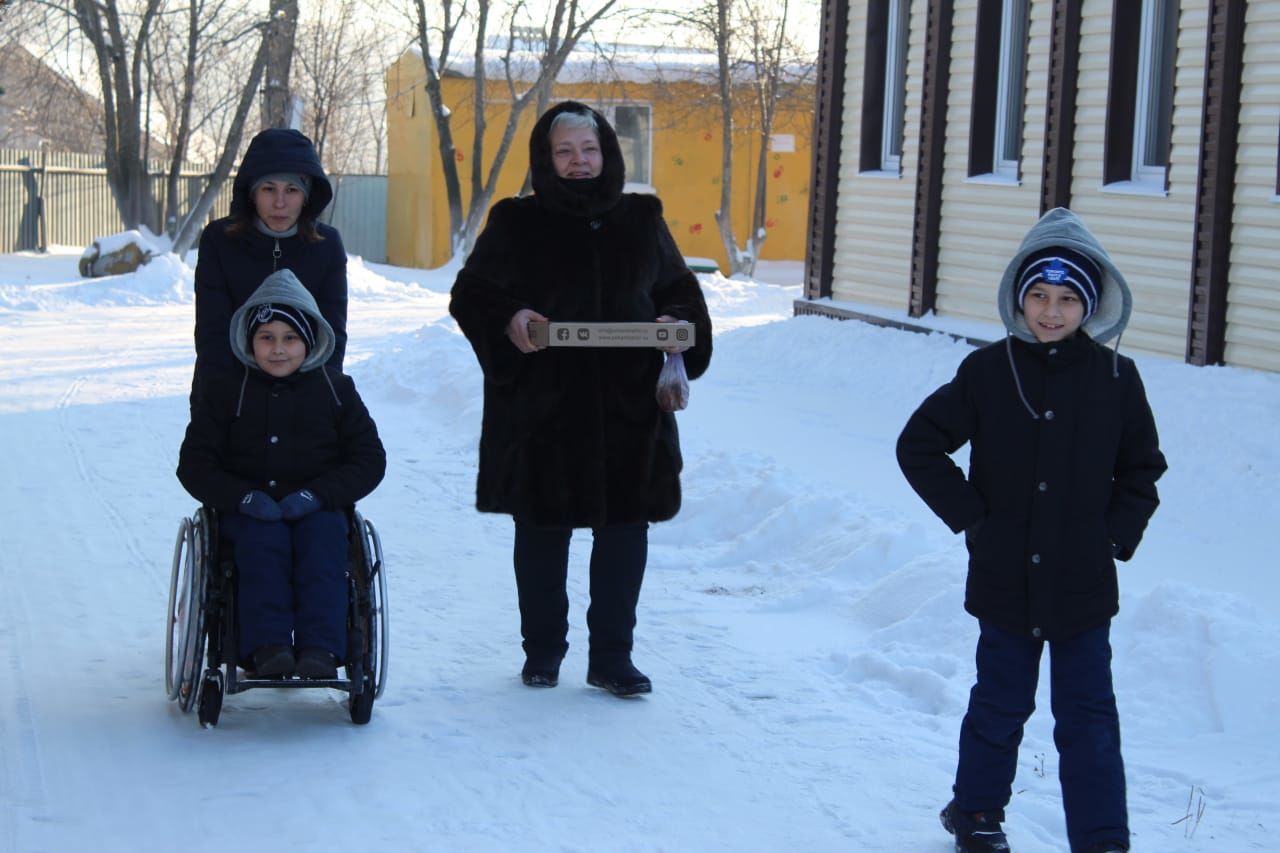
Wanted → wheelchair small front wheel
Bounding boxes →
[197,670,224,728]
[348,686,374,725]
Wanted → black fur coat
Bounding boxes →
[449,102,713,528]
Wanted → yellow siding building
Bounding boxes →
[385,48,814,271]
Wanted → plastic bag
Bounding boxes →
[656,351,690,412]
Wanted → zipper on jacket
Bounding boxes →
[272,238,282,271]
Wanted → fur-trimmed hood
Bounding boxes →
[528,101,626,218]
[228,268,336,372]
[230,128,334,221]
[997,207,1132,345]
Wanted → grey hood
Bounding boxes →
[228,269,336,372]
[997,207,1132,345]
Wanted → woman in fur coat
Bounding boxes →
[449,101,713,697]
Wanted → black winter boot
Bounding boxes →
[251,644,295,677]
[513,523,571,686]
[940,799,1010,852]
[585,523,649,695]
[521,652,564,687]
[587,657,652,696]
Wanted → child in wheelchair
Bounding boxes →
[178,268,386,680]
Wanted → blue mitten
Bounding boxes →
[240,490,282,521]
[279,489,320,521]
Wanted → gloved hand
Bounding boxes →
[240,490,282,521]
[279,489,320,521]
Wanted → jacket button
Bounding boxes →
[270,435,279,444]
[1049,347,1058,355]
[1031,553,1041,564]
[268,480,277,488]
[1038,481,1047,492]
[1044,410,1055,420]
[1032,627,1042,638]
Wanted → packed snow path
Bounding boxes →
[0,254,1276,851]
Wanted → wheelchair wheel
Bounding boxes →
[345,512,386,725]
[356,512,388,700]
[165,509,211,712]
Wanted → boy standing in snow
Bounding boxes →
[896,208,1166,853]
[178,269,385,680]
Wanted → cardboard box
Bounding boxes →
[527,321,696,348]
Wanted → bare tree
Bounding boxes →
[737,0,811,276]
[70,0,163,229]
[653,0,814,276]
[411,0,621,259]
[293,0,387,174]
[168,31,269,253]
[14,0,271,243]
[145,0,262,234]
[262,0,299,129]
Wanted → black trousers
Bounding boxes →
[512,521,648,665]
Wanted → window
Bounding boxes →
[604,104,652,186]
[860,0,910,173]
[969,0,1028,179]
[1104,0,1177,189]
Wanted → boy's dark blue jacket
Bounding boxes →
[896,209,1167,641]
[178,270,384,515]
[193,129,347,395]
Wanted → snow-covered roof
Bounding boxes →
[403,40,809,86]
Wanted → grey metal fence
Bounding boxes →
[0,148,387,262]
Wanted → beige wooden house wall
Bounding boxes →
[932,0,1051,325]
[1065,0,1207,359]
[830,2,921,311]
[1228,2,1280,371]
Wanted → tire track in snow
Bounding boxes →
[54,373,164,596]
[0,565,51,848]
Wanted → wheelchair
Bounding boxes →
[165,505,388,727]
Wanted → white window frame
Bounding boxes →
[879,0,910,172]
[1131,0,1175,187]
[602,103,653,187]
[992,0,1028,179]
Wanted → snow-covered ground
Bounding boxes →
[1,246,1276,852]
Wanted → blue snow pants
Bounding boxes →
[954,619,1128,852]
[221,510,349,661]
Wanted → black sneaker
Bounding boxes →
[586,659,652,696]
[295,647,338,679]
[940,800,1010,852]
[251,644,295,677]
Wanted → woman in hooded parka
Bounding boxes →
[449,101,713,697]
[191,128,349,401]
